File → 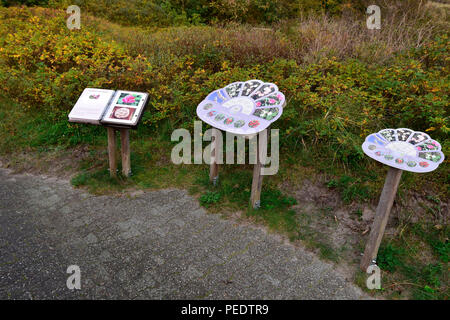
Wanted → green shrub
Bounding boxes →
[199,191,221,207]
[2,0,49,6]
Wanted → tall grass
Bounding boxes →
[81,1,446,67]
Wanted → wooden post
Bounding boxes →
[209,128,219,185]
[120,128,131,177]
[107,127,117,178]
[250,141,264,209]
[361,167,403,271]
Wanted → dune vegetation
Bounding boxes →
[0,0,448,299]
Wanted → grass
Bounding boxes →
[327,175,372,204]
[49,0,447,67]
[78,3,446,67]
[199,191,221,208]
[355,222,449,299]
[193,164,300,239]
[353,222,448,300]
[0,96,106,154]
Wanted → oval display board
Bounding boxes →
[362,128,445,173]
[196,80,285,135]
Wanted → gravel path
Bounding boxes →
[0,168,369,299]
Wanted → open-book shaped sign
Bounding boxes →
[68,88,149,128]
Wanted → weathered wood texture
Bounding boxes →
[250,142,264,209]
[107,127,117,178]
[209,128,219,184]
[120,129,131,177]
[361,167,403,271]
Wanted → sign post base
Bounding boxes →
[106,127,131,178]
[361,167,403,271]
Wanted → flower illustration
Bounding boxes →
[419,161,429,168]
[248,120,260,128]
[224,117,234,125]
[122,95,136,104]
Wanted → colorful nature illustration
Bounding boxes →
[196,80,285,135]
[117,93,142,106]
[111,106,136,120]
[362,128,445,173]
[224,117,234,125]
[234,120,245,128]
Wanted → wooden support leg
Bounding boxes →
[120,128,131,177]
[107,127,117,178]
[250,142,264,209]
[361,167,403,271]
[209,128,219,185]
